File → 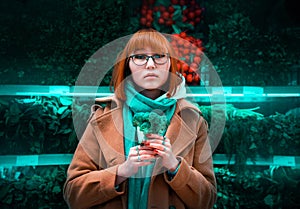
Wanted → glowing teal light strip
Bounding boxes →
[266,93,300,97]
[0,85,298,96]
[0,154,299,167]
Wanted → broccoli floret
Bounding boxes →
[132,111,169,136]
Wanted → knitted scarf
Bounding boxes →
[123,77,186,209]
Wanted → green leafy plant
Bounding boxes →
[199,104,300,170]
[132,111,169,136]
[0,0,133,86]
[0,96,85,155]
[213,166,300,208]
[0,165,68,209]
[204,0,291,86]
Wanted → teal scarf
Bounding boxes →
[123,80,178,209]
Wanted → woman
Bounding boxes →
[63,28,217,209]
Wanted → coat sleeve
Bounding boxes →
[63,107,125,209]
[164,112,217,209]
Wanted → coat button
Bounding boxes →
[169,206,176,209]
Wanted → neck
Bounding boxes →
[140,89,163,100]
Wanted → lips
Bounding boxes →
[144,73,158,78]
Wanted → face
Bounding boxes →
[129,47,170,91]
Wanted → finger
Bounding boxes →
[139,143,154,150]
[138,149,157,155]
[145,136,170,143]
[153,147,169,157]
[146,140,171,151]
[144,138,169,144]
[147,143,167,153]
[145,133,162,139]
[130,146,139,152]
[162,136,171,144]
[129,146,141,156]
[137,155,141,162]
[135,154,156,162]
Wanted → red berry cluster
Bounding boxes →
[171,32,203,85]
[139,0,203,28]
[156,5,175,27]
[178,0,203,26]
[139,0,155,28]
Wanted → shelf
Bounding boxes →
[0,154,73,167]
[213,154,299,167]
[0,85,300,103]
[0,154,299,168]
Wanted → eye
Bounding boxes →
[153,54,165,59]
[134,54,147,60]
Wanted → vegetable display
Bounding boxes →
[138,0,204,31]
[171,32,203,85]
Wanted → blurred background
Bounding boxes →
[0,0,299,208]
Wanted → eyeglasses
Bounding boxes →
[129,53,169,66]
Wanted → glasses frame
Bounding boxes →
[129,53,170,66]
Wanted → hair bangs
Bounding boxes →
[126,30,169,55]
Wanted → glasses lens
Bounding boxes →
[132,55,147,65]
[152,54,168,64]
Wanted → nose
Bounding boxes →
[146,57,156,69]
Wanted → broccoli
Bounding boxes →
[132,111,169,136]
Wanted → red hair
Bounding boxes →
[110,28,181,101]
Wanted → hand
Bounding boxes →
[117,145,156,178]
[144,134,179,171]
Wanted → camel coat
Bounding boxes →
[63,95,217,209]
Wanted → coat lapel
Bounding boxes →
[152,112,197,176]
[92,107,126,167]
[166,113,197,156]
